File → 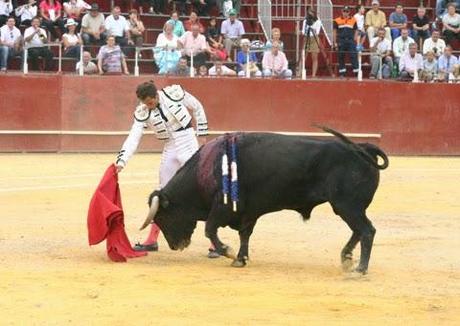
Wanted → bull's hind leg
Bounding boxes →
[341,232,361,271]
[339,211,376,274]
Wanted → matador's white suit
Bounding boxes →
[116,84,208,187]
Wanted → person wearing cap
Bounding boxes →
[365,0,391,42]
[221,8,245,60]
[81,3,107,46]
[236,38,261,77]
[333,5,359,77]
[389,4,408,40]
[62,18,82,58]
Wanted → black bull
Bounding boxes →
[141,127,389,274]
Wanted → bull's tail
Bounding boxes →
[314,125,389,170]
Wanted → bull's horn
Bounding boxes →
[139,195,159,230]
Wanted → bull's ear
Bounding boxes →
[160,193,170,209]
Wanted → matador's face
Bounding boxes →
[142,95,159,109]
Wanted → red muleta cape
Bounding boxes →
[87,164,147,262]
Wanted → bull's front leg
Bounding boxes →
[204,220,236,260]
[231,220,256,268]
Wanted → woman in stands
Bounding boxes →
[62,18,82,58]
[301,7,322,77]
[154,21,182,74]
[265,27,284,51]
[39,0,65,41]
[128,9,145,48]
[97,35,129,75]
[168,10,185,38]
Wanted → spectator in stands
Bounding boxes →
[209,41,227,61]
[412,7,430,48]
[152,0,166,15]
[221,9,245,59]
[81,3,106,46]
[184,12,205,33]
[62,18,82,58]
[437,45,459,81]
[420,50,438,82]
[389,4,407,40]
[173,56,191,76]
[168,11,185,38]
[236,38,261,77]
[206,16,221,45]
[24,16,54,70]
[265,27,284,51]
[105,6,131,54]
[0,0,13,27]
[333,5,359,77]
[154,21,181,74]
[97,35,129,75]
[128,9,144,48]
[75,50,97,74]
[365,0,391,41]
[262,40,292,79]
[198,64,208,76]
[63,0,90,24]
[0,16,22,72]
[435,0,460,19]
[179,23,209,68]
[39,0,65,42]
[208,57,236,75]
[392,28,415,66]
[423,30,446,58]
[15,0,37,27]
[442,3,460,47]
[193,0,215,17]
[354,5,366,51]
[301,8,322,78]
[399,43,423,81]
[369,27,393,79]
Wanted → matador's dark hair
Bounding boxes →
[136,80,157,100]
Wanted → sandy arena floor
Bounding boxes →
[0,153,459,325]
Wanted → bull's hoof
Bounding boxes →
[231,259,247,268]
[341,259,354,272]
[354,266,368,275]
[221,245,236,260]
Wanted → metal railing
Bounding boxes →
[316,0,333,46]
[257,0,272,41]
[23,42,63,74]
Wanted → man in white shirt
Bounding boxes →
[0,0,13,27]
[75,50,98,74]
[179,23,209,68]
[220,9,245,59]
[115,81,209,255]
[422,30,446,58]
[392,28,415,65]
[208,58,236,76]
[399,43,423,80]
[0,17,22,72]
[369,27,393,79]
[15,0,37,27]
[23,16,53,71]
[104,6,131,53]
